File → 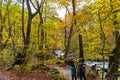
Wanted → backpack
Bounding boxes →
[79,64,85,73]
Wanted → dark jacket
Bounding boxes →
[79,63,85,73]
[70,65,76,75]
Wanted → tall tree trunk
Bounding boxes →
[107,0,120,79]
[23,0,32,49]
[22,0,25,45]
[64,9,67,53]
[24,17,32,49]
[64,26,67,52]
[64,0,76,58]
[0,7,3,51]
[107,36,120,80]
[78,34,83,58]
[98,11,106,80]
[107,18,120,80]
[37,0,44,50]
[38,11,44,50]
[24,0,43,49]
[0,3,3,60]
[44,1,47,49]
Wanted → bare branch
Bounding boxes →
[65,6,71,15]
[113,9,120,13]
[30,0,37,11]
[26,0,32,15]
[32,0,44,18]
[31,11,38,18]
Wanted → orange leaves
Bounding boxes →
[76,9,89,24]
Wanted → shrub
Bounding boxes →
[86,67,97,78]
[23,64,32,72]
[49,68,66,80]
[46,58,65,65]
[13,64,32,72]
[49,68,61,80]
[13,65,24,71]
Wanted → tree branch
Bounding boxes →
[65,6,71,15]
[30,0,37,11]
[32,0,44,19]
[113,9,120,13]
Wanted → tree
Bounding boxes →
[22,0,44,50]
[107,0,120,79]
[0,0,3,51]
[64,0,76,58]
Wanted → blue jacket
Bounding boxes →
[70,66,76,75]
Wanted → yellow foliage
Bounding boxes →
[46,58,64,65]
[116,12,120,21]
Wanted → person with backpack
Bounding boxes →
[79,63,86,80]
[70,62,77,80]
[91,64,98,75]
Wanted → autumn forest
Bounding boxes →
[0,0,120,80]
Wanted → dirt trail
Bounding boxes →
[0,75,9,80]
[53,65,79,80]
[53,65,109,80]
[54,65,71,80]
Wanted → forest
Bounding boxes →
[0,0,120,80]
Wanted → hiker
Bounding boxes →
[70,62,77,80]
[79,63,86,80]
[91,64,98,75]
